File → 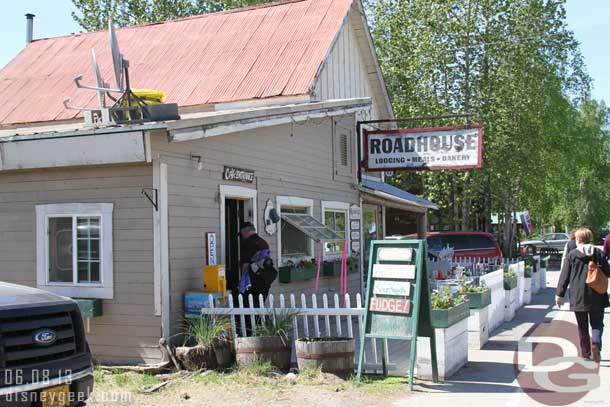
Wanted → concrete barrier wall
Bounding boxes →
[480,269,504,334]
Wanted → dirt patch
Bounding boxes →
[87,368,410,407]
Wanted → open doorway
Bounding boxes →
[220,185,258,296]
[224,198,245,293]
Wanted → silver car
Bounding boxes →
[520,232,570,255]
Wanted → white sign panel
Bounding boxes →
[378,247,413,262]
[350,204,361,220]
[364,125,483,171]
[372,264,416,280]
[206,232,217,266]
[351,221,360,230]
[373,280,411,296]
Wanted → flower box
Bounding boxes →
[431,300,470,328]
[279,263,316,283]
[524,265,533,278]
[503,275,517,291]
[464,289,491,309]
[322,261,341,277]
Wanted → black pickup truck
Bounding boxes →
[0,282,93,406]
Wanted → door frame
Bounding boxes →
[219,185,258,265]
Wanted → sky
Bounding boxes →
[0,0,609,104]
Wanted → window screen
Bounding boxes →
[281,213,343,242]
[48,217,73,283]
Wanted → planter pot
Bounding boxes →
[322,261,341,277]
[175,345,218,371]
[213,340,232,368]
[463,290,491,309]
[417,318,468,380]
[296,338,354,376]
[235,336,291,372]
[279,264,316,283]
[468,307,489,350]
[431,300,470,328]
[503,276,517,290]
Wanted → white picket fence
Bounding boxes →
[197,292,395,372]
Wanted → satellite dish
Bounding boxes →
[91,49,105,108]
[109,18,125,91]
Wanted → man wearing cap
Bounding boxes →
[238,222,277,307]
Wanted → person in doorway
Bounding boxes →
[556,228,610,362]
[237,222,277,307]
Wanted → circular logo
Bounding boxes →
[33,329,57,346]
[514,319,600,405]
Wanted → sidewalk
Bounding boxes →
[395,270,610,407]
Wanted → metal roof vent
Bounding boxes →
[25,13,35,45]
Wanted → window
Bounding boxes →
[36,203,114,299]
[322,201,351,259]
[324,210,347,254]
[280,207,312,261]
[277,197,314,265]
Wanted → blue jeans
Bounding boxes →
[575,310,604,358]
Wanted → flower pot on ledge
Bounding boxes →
[503,275,517,291]
[464,290,491,309]
[322,261,341,277]
[279,263,316,283]
[431,300,470,328]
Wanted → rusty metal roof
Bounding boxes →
[0,0,353,125]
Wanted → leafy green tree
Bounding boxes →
[72,0,268,31]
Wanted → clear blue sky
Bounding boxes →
[1,0,608,104]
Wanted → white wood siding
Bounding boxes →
[0,164,162,364]
[152,116,362,338]
[313,12,391,123]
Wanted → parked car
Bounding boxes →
[519,232,570,255]
[0,282,93,406]
[402,231,504,261]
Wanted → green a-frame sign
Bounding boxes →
[356,239,439,390]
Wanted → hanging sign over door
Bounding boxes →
[364,125,483,171]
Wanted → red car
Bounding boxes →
[407,231,504,261]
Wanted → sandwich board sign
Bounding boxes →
[356,239,438,390]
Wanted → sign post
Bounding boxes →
[356,239,438,390]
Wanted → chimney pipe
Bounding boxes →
[25,13,35,45]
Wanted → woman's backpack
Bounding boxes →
[586,250,609,294]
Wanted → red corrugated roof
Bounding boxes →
[0,0,353,125]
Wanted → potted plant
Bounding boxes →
[504,269,518,290]
[430,286,470,328]
[175,315,231,371]
[295,336,354,376]
[524,265,533,278]
[322,260,341,277]
[279,259,317,283]
[458,277,491,309]
[235,311,294,372]
[418,286,470,380]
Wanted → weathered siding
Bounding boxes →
[313,10,391,123]
[0,164,162,364]
[152,115,362,338]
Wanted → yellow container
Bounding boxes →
[203,265,226,294]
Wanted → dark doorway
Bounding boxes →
[225,198,245,293]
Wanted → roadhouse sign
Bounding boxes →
[364,125,483,171]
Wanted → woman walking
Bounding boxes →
[556,228,610,362]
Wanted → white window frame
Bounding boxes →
[36,203,114,299]
[321,201,351,260]
[276,196,314,265]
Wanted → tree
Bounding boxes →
[365,0,610,254]
[72,0,269,31]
